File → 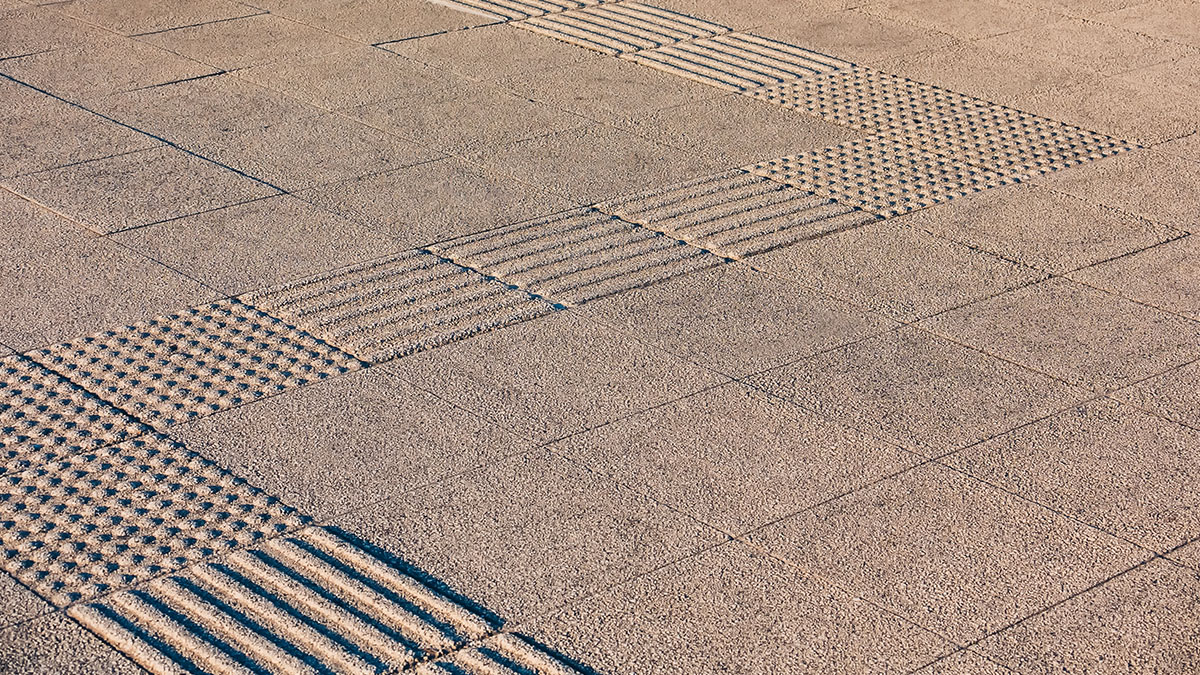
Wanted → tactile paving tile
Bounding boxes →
[0,434,305,606]
[415,632,584,675]
[1,355,147,476]
[70,527,580,675]
[28,300,362,429]
[515,1,729,55]
[745,66,990,132]
[889,104,1136,179]
[242,250,560,364]
[430,208,727,306]
[747,136,1015,216]
[598,170,879,258]
[431,0,603,20]
[627,32,849,92]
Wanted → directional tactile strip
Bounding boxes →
[745,66,990,132]
[27,300,361,429]
[890,104,1136,179]
[747,136,1015,216]
[242,250,559,364]
[416,632,583,675]
[431,0,602,20]
[70,527,584,675]
[0,434,305,606]
[598,170,879,258]
[516,1,730,55]
[430,208,727,306]
[626,32,849,91]
[1,355,147,476]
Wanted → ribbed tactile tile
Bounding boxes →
[28,301,361,429]
[747,136,1014,216]
[430,208,727,306]
[598,170,879,258]
[891,105,1135,180]
[515,2,729,55]
[242,250,559,364]
[626,32,849,92]
[66,527,579,675]
[1,355,147,476]
[0,434,305,606]
[432,0,603,20]
[746,66,989,132]
[415,632,584,674]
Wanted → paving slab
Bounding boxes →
[260,0,500,44]
[1070,234,1200,319]
[860,0,1064,41]
[923,277,1200,392]
[1038,149,1200,230]
[54,0,263,36]
[1091,0,1200,49]
[297,155,572,245]
[330,448,725,623]
[3,146,276,234]
[976,558,1200,673]
[525,540,954,674]
[0,572,46,629]
[140,13,358,70]
[381,22,601,82]
[0,6,109,59]
[557,381,919,533]
[0,191,217,350]
[747,462,1147,644]
[1113,358,1200,430]
[173,368,531,518]
[748,220,1043,322]
[756,8,961,67]
[913,650,1014,674]
[576,262,893,376]
[0,611,142,674]
[1156,131,1200,161]
[747,325,1087,454]
[949,399,1200,552]
[388,311,726,443]
[1170,540,1200,572]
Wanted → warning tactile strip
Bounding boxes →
[745,65,990,132]
[242,250,559,364]
[70,527,584,675]
[430,0,603,21]
[415,632,583,674]
[747,136,1015,217]
[627,32,850,92]
[598,170,880,258]
[515,1,730,55]
[27,300,362,430]
[1,355,148,476]
[430,207,727,306]
[0,434,305,606]
[889,104,1136,180]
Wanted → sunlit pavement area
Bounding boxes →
[2,0,1200,672]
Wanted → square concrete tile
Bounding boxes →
[0,36,219,100]
[186,113,440,191]
[0,78,159,178]
[526,540,953,674]
[381,22,600,82]
[1156,131,1200,162]
[976,558,1200,673]
[471,123,722,204]
[749,220,1044,322]
[558,382,919,533]
[577,263,894,377]
[913,650,1013,674]
[758,8,960,67]
[950,399,1200,551]
[903,183,1181,273]
[0,572,47,629]
[296,155,572,245]
[55,0,262,36]
[1071,234,1199,319]
[1093,0,1200,49]
[1114,359,1200,430]
[977,17,1190,77]
[3,146,276,234]
[0,6,109,59]
[1039,150,1200,230]
[1170,540,1200,572]
[237,47,443,110]
[748,463,1146,643]
[0,611,142,674]
[615,94,858,167]
[747,326,1087,454]
[140,13,357,70]
[0,192,216,350]
[388,311,727,443]
[110,194,403,296]
[172,368,530,518]
[923,277,1200,392]
[862,0,1064,40]
[330,448,724,622]
[265,0,498,43]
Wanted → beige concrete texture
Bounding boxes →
[4,0,1200,672]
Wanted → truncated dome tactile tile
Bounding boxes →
[516,1,730,55]
[242,249,559,364]
[597,169,879,258]
[27,300,362,429]
[430,0,605,21]
[747,135,1015,216]
[429,207,728,306]
[1,355,148,476]
[0,434,306,606]
[745,66,990,132]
